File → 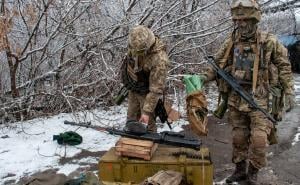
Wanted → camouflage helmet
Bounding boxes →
[231,0,261,22]
[128,25,156,53]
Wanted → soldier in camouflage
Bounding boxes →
[123,25,169,133]
[203,0,295,184]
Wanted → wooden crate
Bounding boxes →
[115,137,158,160]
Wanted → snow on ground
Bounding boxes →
[292,127,300,146]
[0,104,189,184]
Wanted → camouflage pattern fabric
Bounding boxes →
[231,0,261,22]
[204,30,294,169]
[23,169,68,185]
[127,91,156,132]
[228,106,272,169]
[140,170,183,185]
[206,31,294,112]
[126,37,168,133]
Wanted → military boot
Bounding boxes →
[247,163,259,185]
[226,161,247,184]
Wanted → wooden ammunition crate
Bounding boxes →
[115,137,158,160]
[99,145,213,185]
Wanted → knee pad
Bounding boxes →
[251,129,268,148]
[232,128,248,146]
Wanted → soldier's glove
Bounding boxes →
[285,94,295,112]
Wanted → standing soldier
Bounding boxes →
[122,25,169,132]
[202,0,294,184]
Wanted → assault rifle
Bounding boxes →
[64,120,201,150]
[155,99,172,129]
[206,56,276,124]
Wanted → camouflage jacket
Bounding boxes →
[126,38,169,115]
[205,30,294,111]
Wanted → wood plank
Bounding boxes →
[115,151,151,160]
[116,143,151,152]
[118,137,154,147]
[115,147,150,155]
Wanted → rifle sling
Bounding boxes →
[252,32,261,95]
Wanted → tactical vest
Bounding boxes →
[121,56,150,94]
[218,31,285,113]
[220,31,272,95]
[121,38,166,94]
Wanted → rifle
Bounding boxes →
[206,56,277,124]
[64,120,201,150]
[155,99,172,129]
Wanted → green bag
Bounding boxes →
[53,131,83,145]
[183,75,205,94]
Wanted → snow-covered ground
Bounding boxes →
[0,105,189,184]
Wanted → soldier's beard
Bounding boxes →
[235,21,257,41]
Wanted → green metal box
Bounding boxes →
[99,146,213,185]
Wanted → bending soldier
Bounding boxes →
[202,0,294,184]
[122,25,169,132]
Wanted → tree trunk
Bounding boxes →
[7,52,19,98]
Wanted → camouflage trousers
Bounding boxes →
[127,91,157,132]
[228,106,272,169]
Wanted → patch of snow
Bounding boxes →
[75,157,98,164]
[0,104,190,184]
[214,177,239,185]
[292,127,300,146]
[57,164,81,175]
[0,106,126,183]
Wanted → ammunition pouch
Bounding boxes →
[267,86,282,145]
[214,75,230,119]
[213,92,228,119]
[269,86,284,121]
[121,56,149,94]
[268,125,278,145]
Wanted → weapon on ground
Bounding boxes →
[64,120,201,150]
[155,99,172,129]
[206,56,277,124]
[114,86,129,105]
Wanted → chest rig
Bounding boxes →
[230,32,263,94]
[121,55,150,94]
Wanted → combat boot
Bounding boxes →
[226,160,247,183]
[247,163,259,185]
